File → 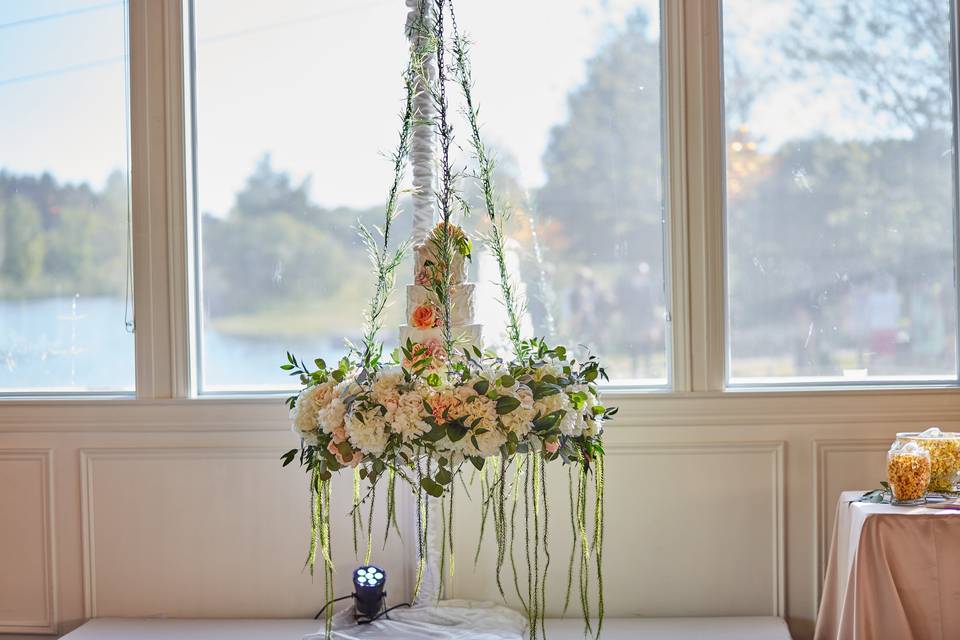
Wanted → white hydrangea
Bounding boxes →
[467,425,507,457]
[391,390,431,440]
[532,363,562,381]
[345,410,390,456]
[533,390,576,436]
[290,381,335,444]
[318,397,347,434]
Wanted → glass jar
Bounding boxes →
[895,427,960,493]
[886,440,931,505]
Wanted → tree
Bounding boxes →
[0,195,45,288]
[536,9,663,263]
[783,0,952,134]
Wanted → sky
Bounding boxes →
[0,0,933,213]
[0,0,659,213]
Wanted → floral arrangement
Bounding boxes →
[280,1,613,638]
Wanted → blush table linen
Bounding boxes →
[815,490,960,640]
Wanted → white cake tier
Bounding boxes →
[406,283,475,327]
[414,242,467,285]
[399,324,483,352]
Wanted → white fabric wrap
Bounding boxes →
[405,0,437,244]
[304,600,525,639]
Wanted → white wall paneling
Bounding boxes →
[0,397,957,639]
[811,439,890,612]
[449,441,784,618]
[79,446,411,619]
[0,449,56,634]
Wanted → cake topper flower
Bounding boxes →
[411,303,439,328]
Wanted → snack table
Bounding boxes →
[815,491,960,639]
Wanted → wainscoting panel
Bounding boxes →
[811,439,890,608]
[79,447,409,619]
[450,441,785,618]
[0,400,957,640]
[0,449,56,634]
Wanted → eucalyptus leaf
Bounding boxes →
[496,395,521,415]
[420,477,444,498]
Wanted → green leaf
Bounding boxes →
[533,410,565,431]
[473,379,490,396]
[420,477,445,498]
[281,448,299,467]
[496,395,521,415]
[446,422,468,442]
[280,364,295,371]
[498,374,515,387]
[314,358,326,370]
[532,383,561,400]
[424,422,447,442]
[435,467,452,485]
[331,369,345,382]
[469,456,485,471]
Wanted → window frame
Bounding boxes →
[715,0,960,391]
[4,0,960,400]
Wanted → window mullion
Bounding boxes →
[680,0,726,392]
[128,0,189,399]
[662,0,692,392]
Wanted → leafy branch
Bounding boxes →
[358,50,420,366]
[447,2,524,354]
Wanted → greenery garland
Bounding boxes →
[281,2,612,638]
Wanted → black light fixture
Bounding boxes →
[314,563,408,625]
[352,565,386,619]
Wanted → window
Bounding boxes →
[187,0,669,392]
[0,1,134,394]
[722,0,959,385]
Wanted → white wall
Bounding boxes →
[2,391,956,639]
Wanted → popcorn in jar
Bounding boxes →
[887,441,931,505]
[895,427,960,493]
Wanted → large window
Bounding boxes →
[12,0,960,398]
[722,0,959,385]
[0,1,134,394]
[187,0,669,392]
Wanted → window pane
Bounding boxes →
[189,0,668,392]
[722,0,958,385]
[0,1,134,393]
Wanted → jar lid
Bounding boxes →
[897,426,960,439]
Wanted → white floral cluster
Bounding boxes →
[290,363,604,466]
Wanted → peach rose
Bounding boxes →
[544,437,560,454]
[430,393,462,423]
[411,304,438,329]
[329,439,363,467]
[425,339,446,360]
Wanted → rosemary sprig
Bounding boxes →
[447,0,524,354]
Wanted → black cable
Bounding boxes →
[313,594,354,620]
[356,602,412,625]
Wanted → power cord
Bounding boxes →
[313,595,354,620]
[313,594,412,624]
[356,602,412,624]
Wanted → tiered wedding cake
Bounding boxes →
[399,223,483,355]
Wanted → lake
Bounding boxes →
[0,296,349,392]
